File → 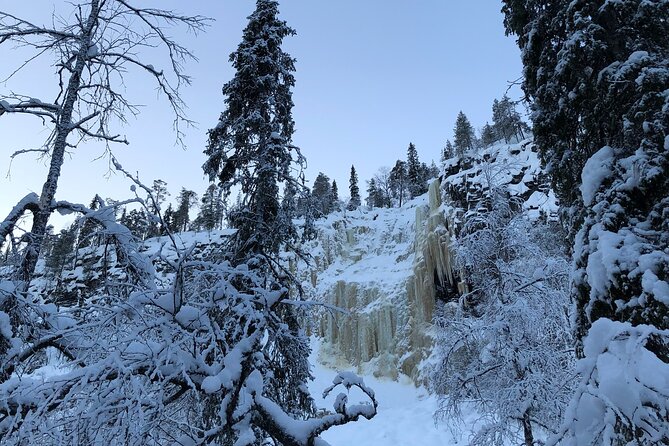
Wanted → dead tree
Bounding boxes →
[0,1,209,284]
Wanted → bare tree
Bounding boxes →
[0,1,209,284]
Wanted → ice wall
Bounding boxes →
[302,180,455,383]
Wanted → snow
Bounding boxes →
[580,146,614,205]
[202,375,222,394]
[0,310,11,339]
[308,339,475,446]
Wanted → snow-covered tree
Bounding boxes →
[172,188,198,233]
[194,183,225,231]
[492,95,526,144]
[331,180,340,211]
[312,172,333,217]
[432,184,573,446]
[389,160,408,206]
[203,1,376,443]
[442,140,455,163]
[503,0,669,442]
[480,122,497,147]
[453,111,476,156]
[406,142,427,198]
[347,165,361,210]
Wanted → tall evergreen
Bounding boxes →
[203,0,314,440]
[194,183,224,231]
[492,95,526,143]
[348,165,361,210]
[389,160,408,206]
[406,142,425,198]
[331,179,339,210]
[311,172,333,217]
[480,122,497,147]
[441,140,454,163]
[504,0,669,443]
[173,188,197,233]
[453,111,475,156]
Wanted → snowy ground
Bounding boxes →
[309,339,474,446]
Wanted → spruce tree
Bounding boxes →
[331,179,340,211]
[390,160,408,206]
[348,165,361,210]
[203,0,315,440]
[311,172,333,217]
[453,111,475,156]
[480,122,497,147]
[173,188,197,233]
[406,142,426,198]
[366,178,379,208]
[504,0,669,443]
[441,140,455,163]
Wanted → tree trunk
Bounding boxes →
[19,0,100,285]
[522,410,534,446]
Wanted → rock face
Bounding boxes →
[301,179,454,383]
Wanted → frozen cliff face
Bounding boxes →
[300,182,454,383]
[304,139,557,384]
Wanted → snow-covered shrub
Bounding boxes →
[548,319,669,446]
[431,186,573,446]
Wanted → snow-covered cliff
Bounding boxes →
[302,139,557,383]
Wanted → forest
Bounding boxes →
[0,1,667,445]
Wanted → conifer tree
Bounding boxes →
[331,179,340,211]
[492,95,526,143]
[348,165,361,210]
[390,160,408,206]
[77,195,104,247]
[406,142,426,198]
[503,1,669,443]
[480,122,497,147]
[453,111,475,156]
[203,1,326,441]
[194,183,224,231]
[173,188,197,233]
[311,172,333,217]
[366,178,380,208]
[441,140,454,163]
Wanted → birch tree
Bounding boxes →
[0,1,209,284]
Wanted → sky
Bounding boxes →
[0,1,524,229]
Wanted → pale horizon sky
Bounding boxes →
[0,1,524,228]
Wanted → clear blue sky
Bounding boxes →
[0,1,523,226]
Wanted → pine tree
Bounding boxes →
[389,160,408,206]
[441,140,454,163]
[503,0,669,443]
[348,165,361,210]
[311,172,333,217]
[194,183,223,231]
[453,111,475,156]
[492,95,526,144]
[331,179,340,211]
[172,188,197,233]
[147,179,170,237]
[480,122,497,147]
